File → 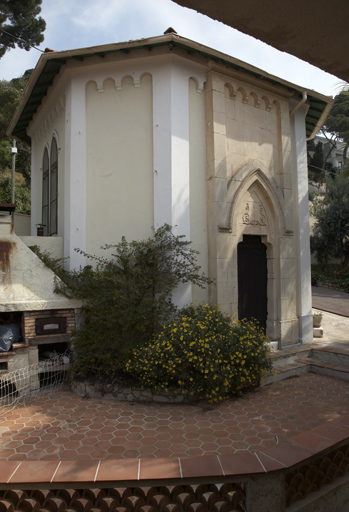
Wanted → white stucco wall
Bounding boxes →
[189,78,209,303]
[13,214,31,236]
[290,101,313,343]
[20,236,64,259]
[28,49,207,277]
[82,52,206,306]
[85,73,154,256]
[0,215,80,311]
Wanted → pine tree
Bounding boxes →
[0,0,46,58]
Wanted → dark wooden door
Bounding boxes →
[238,235,267,331]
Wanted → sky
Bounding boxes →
[0,0,342,97]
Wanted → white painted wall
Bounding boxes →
[54,116,66,239]
[63,78,87,269]
[0,215,80,311]
[14,214,30,236]
[29,50,207,283]
[85,74,154,257]
[291,102,313,343]
[20,236,64,259]
[189,78,209,303]
[151,54,206,307]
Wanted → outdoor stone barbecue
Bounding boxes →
[0,208,81,393]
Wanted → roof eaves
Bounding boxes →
[7,33,333,144]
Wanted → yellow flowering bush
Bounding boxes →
[126,303,272,403]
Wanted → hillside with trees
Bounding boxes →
[309,90,349,290]
[0,0,47,213]
[0,71,32,214]
[308,91,349,183]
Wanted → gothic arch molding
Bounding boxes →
[50,130,61,152]
[220,161,287,235]
[218,164,287,343]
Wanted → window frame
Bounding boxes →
[41,137,58,236]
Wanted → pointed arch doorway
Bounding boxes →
[238,235,267,331]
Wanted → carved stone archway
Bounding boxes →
[214,164,298,346]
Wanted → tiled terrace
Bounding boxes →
[1,372,349,462]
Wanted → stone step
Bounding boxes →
[262,360,311,386]
[298,357,349,381]
[269,345,312,367]
[264,344,349,385]
[311,346,349,365]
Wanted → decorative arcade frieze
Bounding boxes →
[0,483,246,512]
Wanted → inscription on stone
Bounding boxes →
[242,202,267,226]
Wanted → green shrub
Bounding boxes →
[310,177,349,267]
[0,175,31,214]
[312,264,349,292]
[308,189,316,202]
[43,225,212,382]
[127,303,272,403]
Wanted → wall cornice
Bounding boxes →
[208,66,294,100]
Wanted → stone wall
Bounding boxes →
[71,380,199,404]
[205,68,300,346]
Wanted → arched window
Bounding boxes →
[50,138,58,235]
[42,147,49,235]
[42,137,58,236]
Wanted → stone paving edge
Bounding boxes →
[0,414,347,487]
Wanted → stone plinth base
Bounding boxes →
[71,380,199,404]
[313,327,324,338]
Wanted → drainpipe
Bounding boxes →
[290,91,307,116]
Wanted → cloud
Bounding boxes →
[71,0,130,30]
